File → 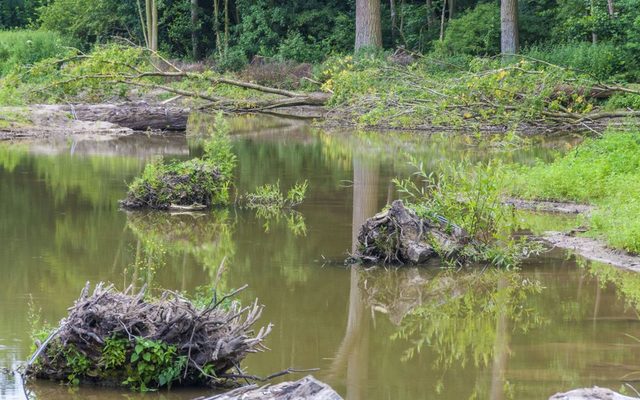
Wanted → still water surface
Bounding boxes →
[1,115,639,399]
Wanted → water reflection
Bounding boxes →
[0,116,637,400]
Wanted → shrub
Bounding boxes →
[0,30,69,76]
[240,58,312,89]
[523,41,638,81]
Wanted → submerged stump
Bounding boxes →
[351,200,470,264]
[27,283,271,390]
[200,375,343,400]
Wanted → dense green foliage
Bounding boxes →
[0,30,68,76]
[1,0,640,80]
[509,129,640,253]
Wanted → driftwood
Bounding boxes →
[197,375,343,400]
[549,387,639,400]
[350,199,469,264]
[27,282,271,388]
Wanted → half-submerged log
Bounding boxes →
[549,387,638,400]
[27,282,271,389]
[199,375,343,400]
[351,200,469,264]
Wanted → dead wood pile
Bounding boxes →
[27,282,271,389]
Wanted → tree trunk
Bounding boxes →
[224,0,229,52]
[355,0,382,50]
[390,0,398,45]
[591,0,598,44]
[69,103,190,130]
[607,0,615,16]
[191,0,199,60]
[500,0,519,55]
[213,0,221,54]
[150,0,158,51]
[439,0,446,40]
[426,0,434,29]
[145,0,153,49]
[448,0,454,19]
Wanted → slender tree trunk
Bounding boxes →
[439,0,446,40]
[448,0,454,19]
[191,0,199,60]
[355,0,383,50]
[390,0,398,45]
[500,0,519,55]
[213,0,221,55]
[145,0,152,48]
[137,0,149,47]
[224,0,229,52]
[150,0,158,51]
[607,0,615,16]
[591,0,598,44]
[426,0,434,29]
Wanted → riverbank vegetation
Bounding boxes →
[508,128,640,253]
[1,0,640,131]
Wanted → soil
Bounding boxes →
[544,231,640,272]
[505,198,593,214]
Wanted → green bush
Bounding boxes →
[0,30,69,76]
[437,3,500,56]
[38,0,140,49]
[523,42,638,81]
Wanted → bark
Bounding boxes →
[355,0,383,50]
[150,0,158,51]
[500,0,519,55]
[439,0,447,40]
[213,0,221,54]
[390,0,398,44]
[145,0,152,49]
[448,0,454,19]
[65,103,190,131]
[191,0,199,60]
[607,0,615,16]
[426,0,434,29]
[224,0,230,52]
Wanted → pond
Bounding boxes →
[1,115,639,400]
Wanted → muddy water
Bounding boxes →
[1,116,639,400]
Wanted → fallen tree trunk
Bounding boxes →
[198,375,343,400]
[63,102,190,130]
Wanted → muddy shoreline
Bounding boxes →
[1,101,632,141]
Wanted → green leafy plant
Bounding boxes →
[124,337,187,391]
